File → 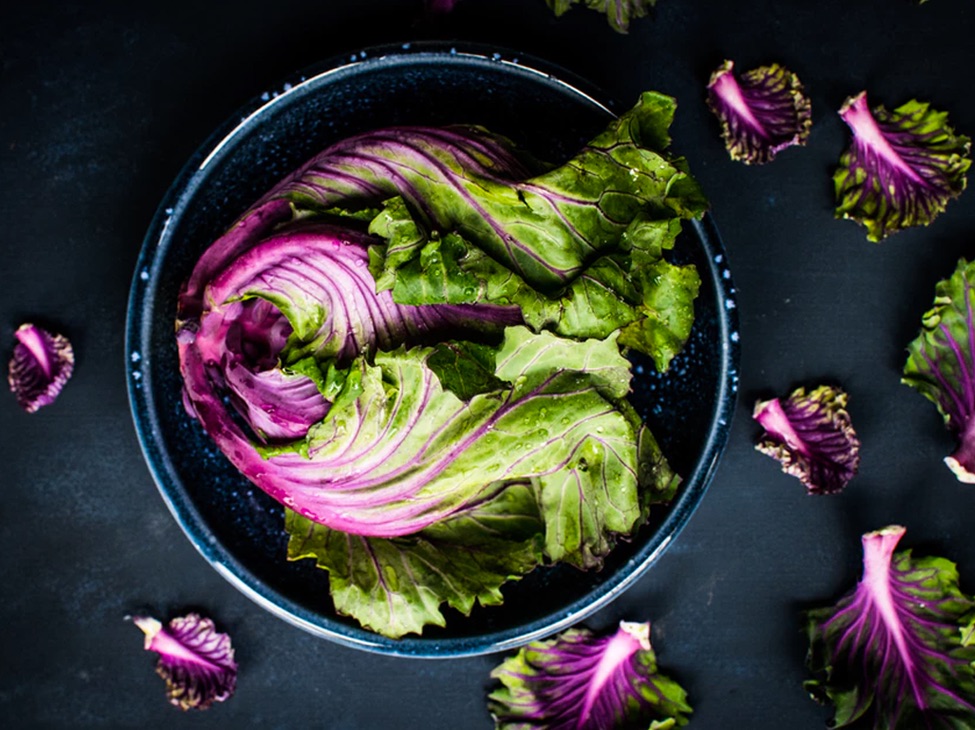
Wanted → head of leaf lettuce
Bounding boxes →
[175,92,708,638]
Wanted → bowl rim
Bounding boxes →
[125,40,741,658]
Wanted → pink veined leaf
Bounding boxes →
[706,60,811,165]
[7,323,74,413]
[753,384,860,494]
[132,613,237,711]
[804,526,975,729]
[488,620,692,729]
[834,91,971,242]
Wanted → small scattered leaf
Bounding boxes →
[131,613,237,711]
[753,384,860,494]
[706,60,811,164]
[7,323,74,413]
[834,91,971,242]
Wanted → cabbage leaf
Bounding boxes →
[834,92,971,242]
[132,613,237,711]
[489,620,691,729]
[8,323,74,413]
[706,60,811,165]
[903,257,975,482]
[753,384,860,495]
[804,526,975,729]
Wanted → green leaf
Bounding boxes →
[493,326,631,400]
[544,0,658,34]
[284,356,347,401]
[285,483,543,638]
[372,208,698,371]
[426,339,506,400]
[493,328,640,568]
[367,196,428,292]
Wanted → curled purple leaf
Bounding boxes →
[804,526,975,728]
[132,613,237,711]
[7,323,74,413]
[706,60,811,165]
[488,620,691,729]
[834,91,971,242]
[753,384,860,495]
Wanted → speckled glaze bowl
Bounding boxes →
[125,42,740,657]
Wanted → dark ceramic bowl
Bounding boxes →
[126,42,740,658]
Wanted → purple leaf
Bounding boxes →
[425,0,458,12]
[834,91,971,242]
[753,384,860,495]
[7,323,74,413]
[132,613,237,711]
[903,258,975,482]
[804,526,975,728]
[489,620,691,729]
[706,60,811,165]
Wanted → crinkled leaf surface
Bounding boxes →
[706,60,811,165]
[278,93,705,293]
[132,613,236,711]
[345,92,704,347]
[8,323,74,413]
[489,620,691,729]
[373,203,699,371]
[804,526,975,729]
[266,327,643,554]
[753,384,860,494]
[903,257,975,482]
[285,483,543,638]
[834,92,971,242]
[545,0,657,33]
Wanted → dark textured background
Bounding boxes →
[2,0,974,727]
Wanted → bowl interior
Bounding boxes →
[127,43,739,657]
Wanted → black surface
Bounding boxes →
[2,0,974,726]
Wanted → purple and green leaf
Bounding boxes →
[131,613,237,711]
[489,620,691,729]
[545,0,657,33]
[834,92,971,242]
[7,323,74,413]
[753,384,860,495]
[804,526,975,729]
[706,60,811,165]
[285,483,543,638]
[903,257,975,482]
